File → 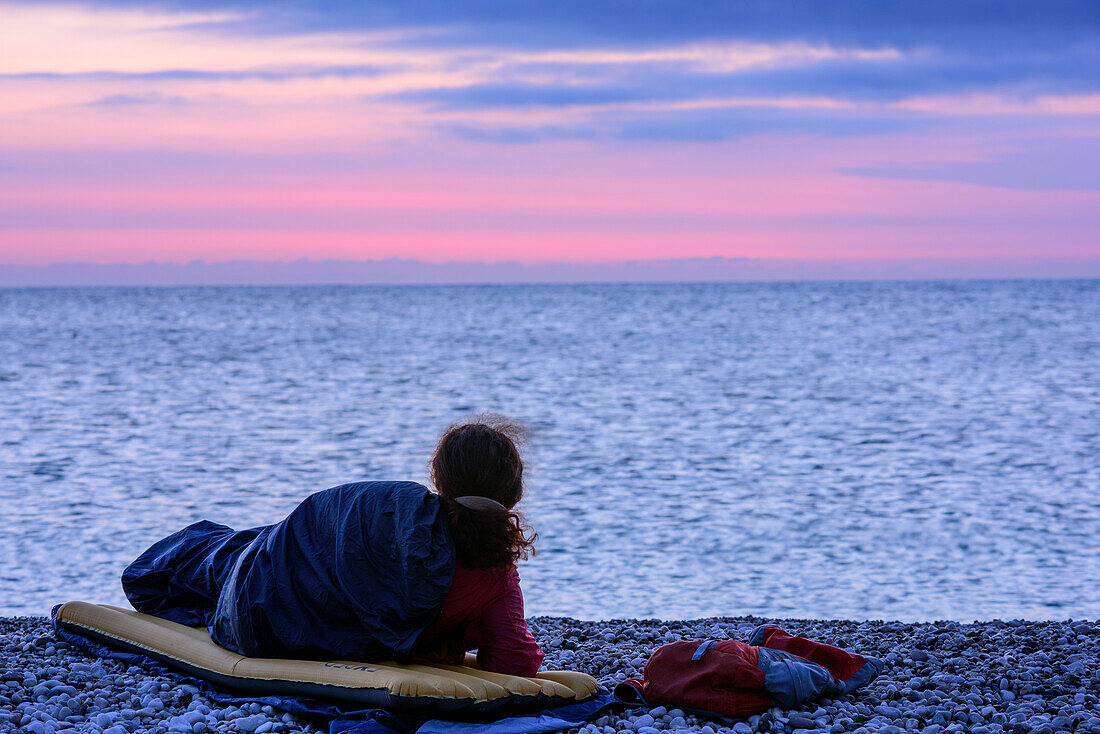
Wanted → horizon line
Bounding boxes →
[2,255,1099,288]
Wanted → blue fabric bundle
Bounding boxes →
[122,481,456,662]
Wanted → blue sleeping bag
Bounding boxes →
[121,481,456,663]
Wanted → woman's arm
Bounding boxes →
[467,568,545,677]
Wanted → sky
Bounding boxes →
[1,0,1099,278]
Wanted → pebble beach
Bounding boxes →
[3,614,1098,734]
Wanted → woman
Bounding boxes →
[122,416,544,677]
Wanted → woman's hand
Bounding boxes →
[416,636,468,666]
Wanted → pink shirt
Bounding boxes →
[416,565,545,677]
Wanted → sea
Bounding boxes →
[1,280,1098,621]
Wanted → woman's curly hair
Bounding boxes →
[430,414,537,569]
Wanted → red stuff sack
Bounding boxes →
[615,639,772,717]
[614,626,883,718]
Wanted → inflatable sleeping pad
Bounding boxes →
[54,602,599,714]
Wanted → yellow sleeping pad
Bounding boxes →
[54,601,599,713]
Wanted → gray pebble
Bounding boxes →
[233,713,269,732]
[168,715,194,731]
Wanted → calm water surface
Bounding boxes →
[1,281,1098,620]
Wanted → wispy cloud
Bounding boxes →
[84,92,189,107]
[846,137,1100,191]
[3,1,1098,143]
